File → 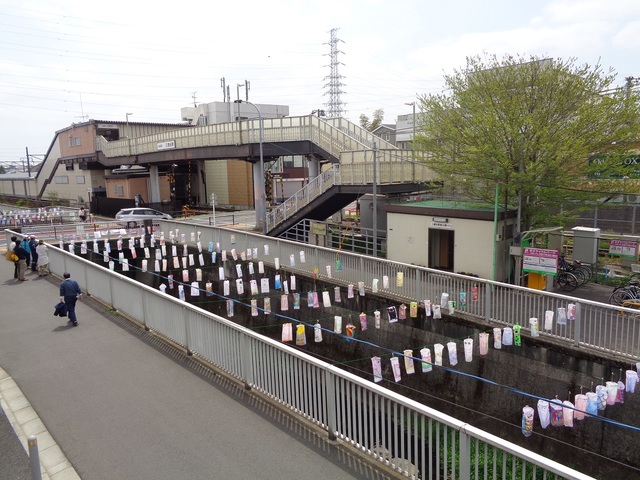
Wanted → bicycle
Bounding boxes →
[609,279,640,306]
[558,254,592,286]
[555,271,579,291]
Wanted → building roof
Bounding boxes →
[386,199,517,221]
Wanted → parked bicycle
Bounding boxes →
[555,270,579,291]
[558,254,593,286]
[609,279,640,307]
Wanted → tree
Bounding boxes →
[359,109,384,132]
[415,54,640,231]
[0,165,6,174]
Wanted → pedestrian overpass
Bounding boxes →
[95,115,437,235]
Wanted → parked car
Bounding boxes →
[115,208,172,227]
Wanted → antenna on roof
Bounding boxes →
[191,91,198,107]
[76,93,88,122]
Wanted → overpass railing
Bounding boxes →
[96,115,377,162]
[45,242,594,480]
[266,154,436,232]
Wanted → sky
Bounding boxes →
[1,0,639,166]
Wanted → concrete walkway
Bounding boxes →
[0,267,389,480]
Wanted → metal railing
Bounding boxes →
[267,165,341,231]
[45,241,594,480]
[96,115,378,162]
[155,220,640,360]
[6,218,639,360]
[10,218,638,360]
[266,156,436,232]
[279,218,386,258]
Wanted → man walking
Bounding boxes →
[60,272,82,326]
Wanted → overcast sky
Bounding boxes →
[1,0,639,165]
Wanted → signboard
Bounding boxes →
[430,221,453,229]
[157,140,176,150]
[522,247,559,276]
[609,240,638,258]
[310,221,327,236]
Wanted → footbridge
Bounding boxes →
[95,115,436,235]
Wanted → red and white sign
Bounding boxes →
[522,247,559,276]
[609,240,638,258]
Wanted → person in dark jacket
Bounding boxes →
[60,272,82,326]
[20,236,31,270]
[14,241,28,281]
[29,235,38,272]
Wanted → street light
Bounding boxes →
[126,113,133,155]
[234,99,265,234]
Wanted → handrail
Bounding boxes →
[266,165,341,231]
[44,241,595,480]
[96,115,375,162]
[266,153,437,232]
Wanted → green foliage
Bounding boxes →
[45,190,60,206]
[359,109,384,131]
[415,54,640,230]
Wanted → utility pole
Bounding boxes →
[323,28,346,118]
[25,146,31,177]
[372,142,377,257]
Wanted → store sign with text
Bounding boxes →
[609,240,638,258]
[522,247,559,276]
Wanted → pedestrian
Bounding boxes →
[79,206,87,222]
[59,272,82,326]
[35,239,49,276]
[14,240,28,281]
[20,235,31,269]
[8,235,18,279]
[29,235,38,272]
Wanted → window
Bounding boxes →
[54,176,69,184]
[68,137,81,147]
[115,185,124,196]
[76,176,85,184]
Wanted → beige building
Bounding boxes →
[386,200,517,282]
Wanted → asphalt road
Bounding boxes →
[0,269,387,480]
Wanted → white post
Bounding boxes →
[211,193,216,227]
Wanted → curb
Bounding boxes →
[0,367,81,480]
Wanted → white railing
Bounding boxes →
[324,117,398,150]
[266,165,341,231]
[266,153,437,232]
[6,221,639,360]
[45,244,594,480]
[96,115,375,162]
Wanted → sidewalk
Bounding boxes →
[0,269,80,480]
[0,267,386,480]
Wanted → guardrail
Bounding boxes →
[6,219,639,360]
[266,157,436,232]
[45,241,594,480]
[96,115,376,163]
[146,220,640,360]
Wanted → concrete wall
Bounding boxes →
[204,160,253,209]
